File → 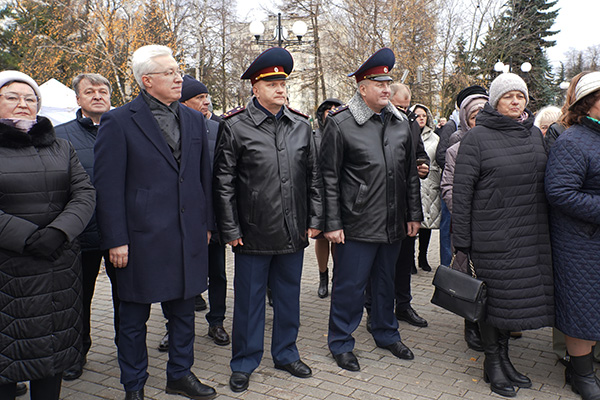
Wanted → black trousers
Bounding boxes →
[80,250,120,355]
[394,236,416,311]
[0,373,61,400]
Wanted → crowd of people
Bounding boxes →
[0,43,598,400]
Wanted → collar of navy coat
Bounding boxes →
[75,108,97,134]
[346,91,406,126]
[128,94,202,173]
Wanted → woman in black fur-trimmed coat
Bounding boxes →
[0,71,95,399]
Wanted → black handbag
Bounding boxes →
[431,254,487,323]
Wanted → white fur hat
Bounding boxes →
[0,70,42,111]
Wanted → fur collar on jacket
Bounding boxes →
[0,116,55,149]
[347,91,405,126]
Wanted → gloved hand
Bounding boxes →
[25,227,66,259]
[454,247,470,255]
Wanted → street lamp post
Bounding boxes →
[249,13,308,47]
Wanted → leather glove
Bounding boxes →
[25,227,66,259]
[454,247,470,255]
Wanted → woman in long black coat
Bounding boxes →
[545,71,600,400]
[452,73,554,398]
[0,71,95,399]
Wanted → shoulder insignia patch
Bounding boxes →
[287,106,309,119]
[329,105,348,116]
[221,106,245,119]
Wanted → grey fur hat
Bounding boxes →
[488,72,528,109]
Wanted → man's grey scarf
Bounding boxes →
[347,91,406,126]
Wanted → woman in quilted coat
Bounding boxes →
[452,73,553,398]
[440,92,488,353]
[409,104,441,272]
[545,71,600,400]
[0,71,95,399]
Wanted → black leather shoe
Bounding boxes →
[125,389,144,400]
[15,382,27,397]
[195,295,207,311]
[166,373,216,399]
[62,361,83,381]
[333,351,360,371]
[275,359,312,378]
[395,306,428,327]
[208,325,230,346]
[158,333,169,352]
[382,340,414,360]
[229,371,250,392]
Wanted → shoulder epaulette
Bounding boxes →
[329,105,348,116]
[221,106,245,119]
[287,106,309,119]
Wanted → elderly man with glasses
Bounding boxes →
[94,45,216,400]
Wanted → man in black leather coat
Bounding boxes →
[213,47,323,393]
[321,48,423,372]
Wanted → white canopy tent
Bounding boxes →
[38,78,78,126]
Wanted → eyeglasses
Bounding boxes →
[145,69,184,79]
[0,92,38,106]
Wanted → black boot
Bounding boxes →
[418,229,432,271]
[418,253,431,272]
[318,269,329,298]
[479,322,516,397]
[498,329,531,388]
[569,352,600,400]
[464,320,484,352]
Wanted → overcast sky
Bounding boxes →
[546,0,599,67]
[237,0,599,70]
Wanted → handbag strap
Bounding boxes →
[467,253,477,278]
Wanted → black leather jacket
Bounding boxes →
[213,99,323,254]
[320,94,423,243]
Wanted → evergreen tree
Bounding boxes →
[441,36,484,118]
[476,0,559,110]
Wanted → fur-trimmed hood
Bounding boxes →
[0,116,55,148]
[347,91,406,125]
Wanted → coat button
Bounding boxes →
[180,177,184,183]
[181,208,185,213]
[282,178,287,183]
[285,209,290,215]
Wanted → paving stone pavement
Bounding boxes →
[60,233,579,399]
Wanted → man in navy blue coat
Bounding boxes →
[55,73,120,382]
[94,45,216,400]
[157,75,230,353]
